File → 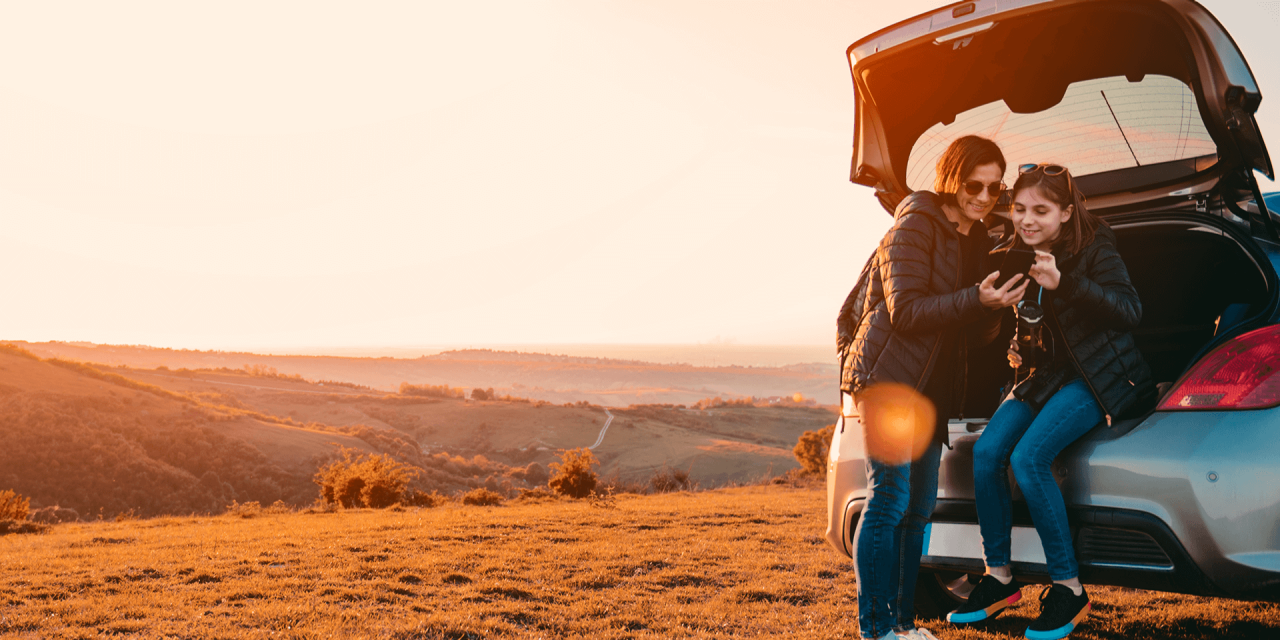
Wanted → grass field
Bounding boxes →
[1,487,1277,639]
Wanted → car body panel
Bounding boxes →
[848,0,1273,216]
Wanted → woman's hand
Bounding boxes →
[1007,338,1022,368]
[978,271,1029,309]
[1029,250,1061,290]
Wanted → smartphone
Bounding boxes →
[994,249,1036,288]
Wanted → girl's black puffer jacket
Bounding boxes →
[1015,224,1156,420]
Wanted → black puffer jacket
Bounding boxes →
[1009,224,1155,420]
[838,191,1000,414]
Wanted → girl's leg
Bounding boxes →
[972,397,1037,574]
[854,454,913,638]
[1008,380,1104,582]
[893,440,944,632]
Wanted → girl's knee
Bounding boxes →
[972,439,1006,478]
[1009,446,1048,481]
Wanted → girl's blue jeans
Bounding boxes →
[972,379,1104,581]
[853,439,943,638]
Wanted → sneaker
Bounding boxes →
[946,574,1023,624]
[1024,584,1091,640]
[897,628,941,640]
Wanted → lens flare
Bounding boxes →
[858,383,936,465]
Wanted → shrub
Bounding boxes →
[692,396,755,410]
[29,505,79,524]
[513,487,558,503]
[402,489,449,508]
[793,424,837,476]
[0,489,30,521]
[649,465,693,493]
[225,501,262,518]
[399,382,464,399]
[314,450,421,508]
[547,448,598,499]
[0,520,46,535]
[461,488,504,506]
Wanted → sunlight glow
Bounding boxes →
[857,383,936,465]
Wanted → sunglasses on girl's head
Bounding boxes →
[1019,163,1067,176]
[962,180,1005,197]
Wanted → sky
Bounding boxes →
[2,1,1278,353]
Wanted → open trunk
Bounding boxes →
[1115,217,1273,388]
[962,214,1275,420]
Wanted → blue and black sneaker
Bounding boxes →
[1024,584,1091,640]
[946,575,1022,624]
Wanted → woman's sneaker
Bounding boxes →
[1024,584,1091,639]
[896,628,941,640]
[946,575,1022,624]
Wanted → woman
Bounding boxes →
[946,164,1154,640]
[837,135,1026,640]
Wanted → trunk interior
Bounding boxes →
[962,217,1274,420]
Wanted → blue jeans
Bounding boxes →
[972,379,1104,581]
[854,440,943,637]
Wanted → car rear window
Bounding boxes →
[905,74,1216,191]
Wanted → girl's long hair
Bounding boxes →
[1011,166,1105,255]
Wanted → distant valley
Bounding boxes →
[12,341,839,407]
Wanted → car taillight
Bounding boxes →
[1159,324,1280,410]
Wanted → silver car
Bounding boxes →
[825,0,1280,615]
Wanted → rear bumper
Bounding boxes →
[832,496,1280,603]
[925,501,1222,596]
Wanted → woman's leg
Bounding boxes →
[892,440,944,632]
[1008,380,1104,582]
[854,454,913,638]
[972,397,1037,574]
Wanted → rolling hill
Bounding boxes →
[0,344,837,517]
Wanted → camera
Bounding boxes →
[1015,300,1044,370]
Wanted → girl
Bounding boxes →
[946,164,1154,640]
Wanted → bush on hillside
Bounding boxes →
[314,450,421,508]
[793,424,837,476]
[513,487,558,503]
[399,382,465,399]
[0,489,30,521]
[649,466,693,493]
[461,488,504,506]
[547,448,598,499]
[402,489,449,508]
[29,505,79,524]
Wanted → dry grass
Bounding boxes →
[1,487,1276,639]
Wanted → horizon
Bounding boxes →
[13,339,835,369]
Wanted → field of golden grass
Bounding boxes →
[2,487,1277,639]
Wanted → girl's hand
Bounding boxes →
[978,271,1029,309]
[1007,338,1022,368]
[1029,250,1061,290]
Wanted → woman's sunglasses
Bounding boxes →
[1019,163,1067,176]
[962,180,1005,197]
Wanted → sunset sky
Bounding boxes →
[2,1,1276,353]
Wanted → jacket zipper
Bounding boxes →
[917,219,967,431]
[1047,301,1112,426]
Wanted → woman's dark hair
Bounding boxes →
[933,135,1007,208]
[1011,165,1104,255]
